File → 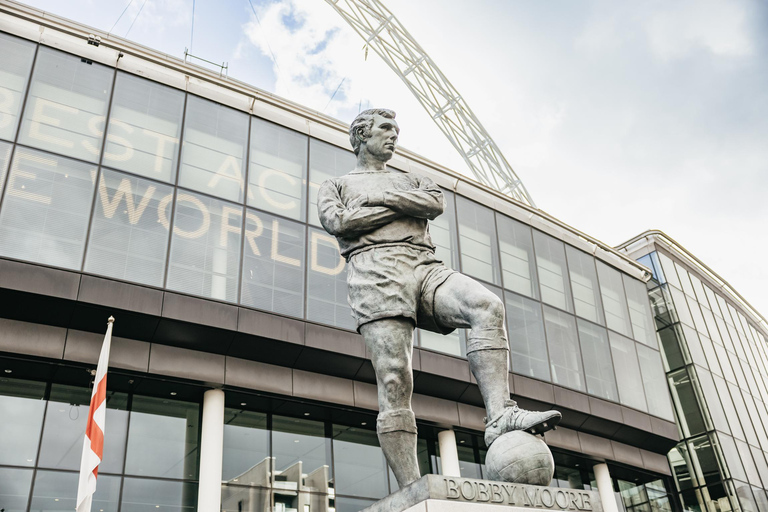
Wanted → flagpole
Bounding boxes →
[76,316,114,512]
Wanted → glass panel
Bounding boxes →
[609,332,648,411]
[676,263,697,298]
[696,368,731,434]
[19,47,113,162]
[336,497,377,512]
[248,117,307,221]
[124,395,200,479]
[506,292,550,381]
[121,477,197,512]
[0,147,96,269]
[456,196,500,285]
[497,214,538,298]
[688,295,710,337]
[419,328,464,357]
[624,274,658,347]
[658,324,688,371]
[727,383,760,447]
[306,226,355,330]
[566,246,603,324]
[431,189,459,270]
[240,209,305,318]
[670,285,695,328]
[0,466,33,512]
[577,319,618,401]
[637,344,675,420]
[533,231,573,312]
[597,262,632,337]
[718,434,747,481]
[669,368,707,436]
[543,306,584,391]
[0,33,36,141]
[0,141,10,198]
[689,435,724,487]
[179,95,248,202]
[308,138,355,227]
[700,334,723,377]
[30,471,121,512]
[333,424,388,499]
[683,323,710,369]
[222,409,269,483]
[272,416,331,495]
[713,374,745,442]
[103,72,184,183]
[38,385,128,473]
[0,377,46,466]
[735,439,761,486]
[84,169,173,286]
[656,252,681,288]
[166,191,242,302]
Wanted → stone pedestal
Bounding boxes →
[361,475,603,512]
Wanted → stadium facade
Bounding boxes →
[0,2,762,512]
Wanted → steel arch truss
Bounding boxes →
[324,0,536,207]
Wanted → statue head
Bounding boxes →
[349,108,398,158]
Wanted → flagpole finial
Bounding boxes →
[108,316,115,324]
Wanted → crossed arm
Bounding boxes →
[317,176,445,238]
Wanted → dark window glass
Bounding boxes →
[0,33,36,141]
[30,470,121,512]
[248,117,307,221]
[19,47,113,162]
[597,262,632,337]
[84,169,173,286]
[272,416,332,495]
[609,332,648,411]
[179,95,248,202]
[577,319,618,401]
[124,395,200,479]
[38,384,128,473]
[166,191,242,302]
[669,369,706,437]
[497,214,538,299]
[240,209,305,318]
[506,292,550,381]
[222,409,269,484]
[103,72,184,183]
[0,147,96,269]
[543,306,584,391]
[457,196,501,285]
[308,139,355,227]
[533,231,573,312]
[0,466,33,511]
[121,477,197,512]
[658,324,687,371]
[637,345,675,420]
[336,497,377,512]
[566,246,603,324]
[0,377,46,467]
[333,425,388,499]
[431,189,459,270]
[306,226,354,330]
[689,435,724,487]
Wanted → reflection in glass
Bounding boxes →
[272,416,331,495]
[103,72,184,183]
[308,139,355,227]
[240,209,305,318]
[19,47,113,162]
[333,425,388,499]
[566,246,603,324]
[0,147,96,269]
[221,485,270,512]
[121,477,197,512]
[597,262,632,337]
[0,33,36,141]
[38,385,128,473]
[85,169,173,286]
[543,306,584,391]
[248,117,307,221]
[609,332,647,412]
[306,227,354,330]
[167,191,242,302]
[506,292,550,381]
[336,497,377,512]
[430,189,459,270]
[0,141,10,199]
[124,395,200,479]
[577,319,618,401]
[222,409,269,483]
[0,466,33,511]
[623,274,658,347]
[497,214,538,299]
[179,95,248,202]
[533,231,573,312]
[669,369,706,437]
[456,196,500,285]
[30,471,121,512]
[0,378,46,467]
[419,328,464,357]
[637,345,675,420]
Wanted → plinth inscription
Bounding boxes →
[443,478,593,510]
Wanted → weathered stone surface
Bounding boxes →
[485,431,554,485]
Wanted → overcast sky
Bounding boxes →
[20,0,768,320]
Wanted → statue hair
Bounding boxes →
[349,108,396,155]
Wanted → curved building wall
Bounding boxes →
[0,4,679,511]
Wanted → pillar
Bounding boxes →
[198,388,225,511]
[437,429,461,477]
[593,463,619,512]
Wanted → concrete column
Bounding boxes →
[593,463,619,512]
[198,388,225,512]
[437,429,461,477]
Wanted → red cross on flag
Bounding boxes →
[76,316,115,512]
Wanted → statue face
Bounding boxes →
[365,114,400,162]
